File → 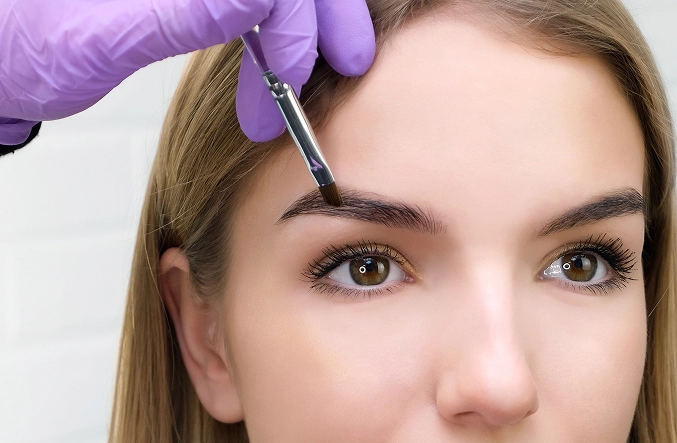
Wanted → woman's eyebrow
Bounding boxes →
[537,188,645,237]
[277,188,446,234]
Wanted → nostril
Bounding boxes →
[483,369,539,424]
[480,387,540,426]
[450,384,539,427]
[435,352,540,428]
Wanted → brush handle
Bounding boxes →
[271,82,334,187]
[240,28,335,187]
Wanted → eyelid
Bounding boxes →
[304,241,422,283]
[384,250,420,282]
[537,234,637,279]
[542,252,608,281]
[539,246,576,273]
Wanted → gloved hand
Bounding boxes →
[0,0,375,145]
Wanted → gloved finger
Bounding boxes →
[123,0,276,71]
[0,0,279,122]
[236,51,286,142]
[257,0,318,93]
[315,0,376,76]
[236,0,318,141]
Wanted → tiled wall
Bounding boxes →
[0,1,675,441]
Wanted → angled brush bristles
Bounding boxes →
[319,182,343,207]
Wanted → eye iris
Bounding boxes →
[349,257,390,285]
[562,253,598,282]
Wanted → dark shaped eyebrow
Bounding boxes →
[538,188,645,237]
[277,188,445,235]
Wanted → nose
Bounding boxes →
[435,283,539,428]
[436,341,539,427]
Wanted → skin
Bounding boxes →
[160,12,647,442]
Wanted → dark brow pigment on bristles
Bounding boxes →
[277,189,446,235]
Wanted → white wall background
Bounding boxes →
[0,2,675,442]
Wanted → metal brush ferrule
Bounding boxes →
[241,28,336,189]
[267,81,334,187]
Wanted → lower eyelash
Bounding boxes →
[306,235,637,299]
[562,276,630,296]
[551,234,637,295]
[309,282,404,300]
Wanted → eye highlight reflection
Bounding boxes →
[304,241,415,299]
[303,235,637,300]
[544,252,604,282]
[540,234,637,295]
[339,256,395,286]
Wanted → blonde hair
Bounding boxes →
[109,1,677,442]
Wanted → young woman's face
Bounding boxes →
[221,15,646,442]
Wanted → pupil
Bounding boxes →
[349,257,390,286]
[562,253,597,282]
[572,256,590,270]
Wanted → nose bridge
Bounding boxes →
[470,256,516,340]
[435,252,539,427]
[456,247,520,345]
[466,255,528,383]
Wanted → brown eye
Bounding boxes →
[349,257,390,285]
[561,253,598,282]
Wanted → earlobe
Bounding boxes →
[159,247,244,423]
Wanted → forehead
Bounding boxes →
[240,14,644,239]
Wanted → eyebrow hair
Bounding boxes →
[277,188,446,235]
[537,188,645,237]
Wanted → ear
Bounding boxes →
[159,247,244,423]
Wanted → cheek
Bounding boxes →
[528,283,646,439]
[223,274,435,442]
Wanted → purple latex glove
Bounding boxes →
[0,0,375,145]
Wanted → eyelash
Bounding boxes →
[303,234,637,299]
[303,240,409,299]
[544,234,637,295]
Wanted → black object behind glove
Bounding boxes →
[0,122,42,157]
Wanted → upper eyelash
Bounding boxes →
[303,240,405,282]
[302,234,637,296]
[547,234,637,295]
[555,234,637,280]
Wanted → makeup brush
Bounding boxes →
[241,27,343,207]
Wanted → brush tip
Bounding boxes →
[319,182,343,207]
